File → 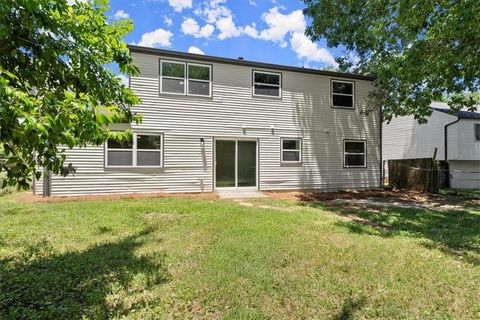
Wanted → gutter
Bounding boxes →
[444,117,460,161]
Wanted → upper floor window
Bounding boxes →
[106,133,163,167]
[281,138,302,163]
[253,70,281,98]
[160,60,211,97]
[344,140,366,168]
[332,80,354,109]
[475,123,480,141]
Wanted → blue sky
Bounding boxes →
[106,0,348,72]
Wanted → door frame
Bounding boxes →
[213,137,259,190]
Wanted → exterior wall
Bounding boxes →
[450,160,480,189]
[39,51,381,196]
[448,119,480,160]
[382,110,456,162]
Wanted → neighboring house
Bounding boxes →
[34,45,381,196]
[383,102,480,189]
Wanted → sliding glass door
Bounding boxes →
[215,140,257,188]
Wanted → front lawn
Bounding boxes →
[0,192,479,319]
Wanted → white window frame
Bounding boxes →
[475,123,480,141]
[280,138,302,164]
[187,62,212,97]
[105,133,163,168]
[253,70,282,98]
[343,140,366,168]
[160,60,186,95]
[160,59,212,97]
[332,79,355,109]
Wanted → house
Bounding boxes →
[34,45,381,196]
[382,102,480,189]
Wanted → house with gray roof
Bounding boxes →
[383,102,480,189]
[34,45,382,196]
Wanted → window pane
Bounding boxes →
[188,80,210,96]
[107,151,132,166]
[333,94,353,108]
[254,84,280,97]
[137,151,161,166]
[107,137,133,149]
[345,141,365,153]
[188,65,210,80]
[476,124,480,141]
[345,154,365,167]
[162,78,185,93]
[333,81,353,94]
[137,135,161,149]
[283,151,300,162]
[254,72,280,85]
[283,139,300,150]
[162,62,184,78]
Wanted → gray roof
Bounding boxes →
[127,45,375,81]
[431,107,480,119]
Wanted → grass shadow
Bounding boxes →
[297,194,480,265]
[333,295,366,320]
[0,228,170,319]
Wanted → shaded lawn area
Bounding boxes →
[0,193,479,319]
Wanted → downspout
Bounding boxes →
[444,117,460,162]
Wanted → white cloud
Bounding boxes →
[169,0,192,12]
[216,16,241,39]
[188,46,205,55]
[195,0,242,40]
[136,28,173,48]
[113,10,129,20]
[290,32,337,67]
[181,18,214,38]
[242,24,259,38]
[117,74,129,86]
[164,16,173,26]
[258,7,306,47]
[249,0,257,6]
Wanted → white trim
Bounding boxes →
[332,79,355,109]
[187,62,212,97]
[280,137,302,163]
[474,123,480,142]
[160,60,212,97]
[105,132,163,168]
[214,138,258,190]
[253,70,282,98]
[343,140,366,168]
[160,60,186,95]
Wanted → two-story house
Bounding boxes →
[35,45,381,196]
[383,102,480,189]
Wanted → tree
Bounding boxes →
[303,0,480,122]
[0,0,140,189]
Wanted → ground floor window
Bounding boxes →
[106,133,163,167]
[344,140,366,168]
[281,138,302,163]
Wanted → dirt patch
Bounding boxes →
[263,189,477,208]
[18,191,218,204]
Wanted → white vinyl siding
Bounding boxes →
[38,52,381,196]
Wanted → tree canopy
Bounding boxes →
[303,0,480,122]
[0,0,140,189]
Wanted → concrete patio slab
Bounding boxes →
[217,190,269,199]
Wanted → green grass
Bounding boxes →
[440,188,480,199]
[0,193,479,319]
